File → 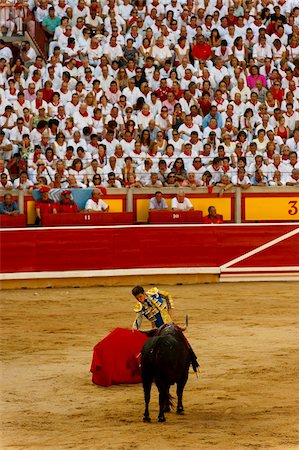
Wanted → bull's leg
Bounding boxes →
[176,371,189,414]
[158,391,166,422]
[163,385,171,413]
[143,379,152,422]
[156,380,167,422]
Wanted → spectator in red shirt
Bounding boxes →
[225,6,238,26]
[191,35,212,68]
[58,190,79,213]
[270,81,284,105]
[35,186,57,225]
[154,79,172,102]
[198,91,212,117]
[203,206,223,224]
[41,80,54,103]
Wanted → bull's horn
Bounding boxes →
[180,315,189,331]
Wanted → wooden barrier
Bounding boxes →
[242,191,299,222]
[1,223,298,287]
[0,214,26,228]
[149,210,203,224]
[0,223,298,273]
[133,190,234,223]
[41,212,134,226]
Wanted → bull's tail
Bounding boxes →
[166,392,174,410]
[190,349,199,374]
[156,374,174,412]
[176,318,200,373]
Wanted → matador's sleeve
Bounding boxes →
[157,289,174,311]
[132,302,143,330]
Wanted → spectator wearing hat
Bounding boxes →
[84,189,109,213]
[35,186,57,225]
[57,190,79,213]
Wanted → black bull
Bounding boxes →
[141,324,198,422]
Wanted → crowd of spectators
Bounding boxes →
[0,0,299,197]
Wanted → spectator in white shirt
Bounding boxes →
[151,36,172,66]
[73,103,93,132]
[252,36,272,66]
[171,190,194,211]
[85,189,109,212]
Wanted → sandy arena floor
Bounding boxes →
[1,282,299,450]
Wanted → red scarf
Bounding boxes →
[33,153,41,163]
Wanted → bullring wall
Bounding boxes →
[1,223,298,288]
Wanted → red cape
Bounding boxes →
[90,328,149,387]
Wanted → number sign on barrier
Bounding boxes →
[288,201,298,216]
[245,196,299,221]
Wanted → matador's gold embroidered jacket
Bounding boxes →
[133,287,173,330]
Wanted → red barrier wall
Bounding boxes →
[1,224,298,274]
